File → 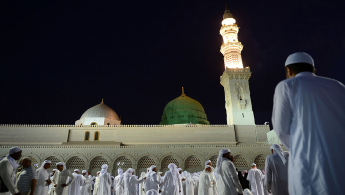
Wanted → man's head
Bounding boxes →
[56,162,65,171]
[205,160,212,167]
[97,171,100,176]
[285,52,315,78]
[57,165,63,171]
[74,169,80,174]
[44,163,51,169]
[205,165,212,173]
[178,168,183,174]
[152,167,157,172]
[9,147,22,160]
[21,157,31,168]
[251,163,257,169]
[52,169,57,175]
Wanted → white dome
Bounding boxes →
[80,102,119,121]
[75,101,121,126]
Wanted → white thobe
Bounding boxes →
[247,169,264,195]
[264,154,288,195]
[123,175,144,195]
[80,175,91,195]
[92,176,100,195]
[185,177,195,195]
[197,170,212,195]
[98,172,112,195]
[159,171,181,195]
[272,72,345,195]
[217,158,243,195]
[261,175,268,195]
[192,179,198,195]
[88,175,93,195]
[210,168,217,195]
[52,170,75,195]
[68,173,83,195]
[48,176,55,195]
[138,173,146,195]
[34,168,50,195]
[145,172,160,192]
[114,175,124,195]
[0,157,19,195]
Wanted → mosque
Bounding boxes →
[0,7,276,176]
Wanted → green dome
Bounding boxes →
[160,91,210,125]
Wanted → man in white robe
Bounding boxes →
[88,172,92,195]
[98,164,112,195]
[111,176,115,195]
[67,169,83,195]
[144,165,160,193]
[191,173,199,195]
[80,170,91,195]
[198,165,213,195]
[123,168,145,195]
[48,169,58,195]
[34,160,52,195]
[0,147,22,195]
[114,169,124,195]
[216,149,243,195]
[159,163,181,195]
[272,52,345,195]
[92,172,100,195]
[52,162,75,195]
[205,161,217,195]
[185,173,194,195]
[177,168,185,195]
[246,164,264,195]
[264,144,288,195]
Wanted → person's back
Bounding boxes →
[247,168,264,195]
[99,172,111,195]
[272,52,345,194]
[265,154,288,195]
[217,159,242,195]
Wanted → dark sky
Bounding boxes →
[1,0,344,126]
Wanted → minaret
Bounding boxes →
[220,5,255,125]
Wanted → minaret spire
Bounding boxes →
[101,98,104,103]
[182,87,185,96]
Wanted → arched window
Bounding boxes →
[85,131,90,141]
[94,131,100,141]
[90,122,97,126]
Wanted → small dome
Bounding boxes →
[80,102,120,120]
[75,100,121,126]
[160,89,210,125]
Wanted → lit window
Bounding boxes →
[85,132,90,141]
[90,122,97,126]
[94,131,100,141]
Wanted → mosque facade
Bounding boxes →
[0,7,272,176]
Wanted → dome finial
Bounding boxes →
[224,2,228,10]
[182,87,185,96]
[101,98,104,103]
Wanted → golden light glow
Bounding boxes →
[222,18,236,26]
[225,63,243,69]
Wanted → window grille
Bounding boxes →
[254,155,266,167]
[67,157,86,170]
[209,155,218,168]
[233,155,248,167]
[185,156,202,168]
[46,156,61,169]
[91,157,108,169]
[138,156,155,169]
[114,156,132,171]
[161,156,179,169]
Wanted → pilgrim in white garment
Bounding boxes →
[144,165,160,192]
[216,149,243,195]
[264,144,288,195]
[247,164,264,195]
[98,164,112,195]
[52,162,75,195]
[123,168,145,195]
[205,160,217,195]
[114,168,124,195]
[159,163,181,195]
[92,172,100,195]
[185,173,195,195]
[48,169,58,195]
[260,171,268,195]
[191,173,199,195]
[88,173,93,195]
[138,172,146,195]
[272,52,345,195]
[198,166,213,195]
[0,147,22,195]
[80,170,91,195]
[177,168,185,195]
[68,169,83,195]
[34,160,52,195]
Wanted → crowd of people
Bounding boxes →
[0,145,289,195]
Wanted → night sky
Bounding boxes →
[1,1,344,127]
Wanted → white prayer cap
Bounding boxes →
[271,144,287,165]
[56,162,66,170]
[149,165,156,172]
[251,163,256,167]
[285,52,314,67]
[82,170,87,173]
[53,169,58,171]
[74,169,80,172]
[216,148,231,174]
[205,160,211,167]
[39,160,51,170]
[9,147,21,155]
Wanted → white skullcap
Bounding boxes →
[285,52,314,67]
[205,160,211,168]
[9,147,21,155]
[74,169,80,172]
[82,170,87,173]
[251,163,256,167]
[216,148,231,174]
[53,169,58,171]
[56,162,66,170]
